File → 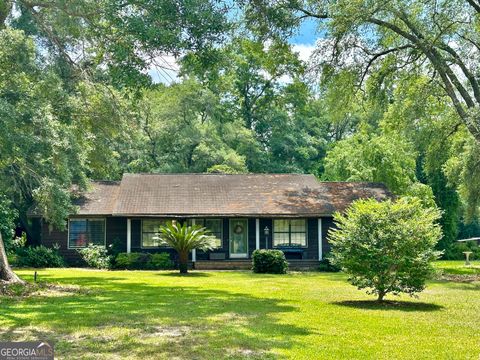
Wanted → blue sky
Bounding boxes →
[289,19,319,45]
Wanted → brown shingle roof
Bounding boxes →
[107,173,392,217]
[73,181,121,215]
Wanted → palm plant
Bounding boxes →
[156,222,217,274]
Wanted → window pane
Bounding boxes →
[290,232,306,247]
[188,219,222,248]
[69,219,105,248]
[142,233,164,248]
[187,219,205,227]
[290,219,306,232]
[273,233,289,247]
[88,220,105,246]
[205,219,221,233]
[142,219,169,248]
[274,219,289,232]
[142,219,166,233]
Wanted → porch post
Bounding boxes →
[127,218,132,254]
[255,218,260,250]
[318,218,323,260]
[191,219,196,262]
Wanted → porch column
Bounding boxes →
[127,218,132,254]
[318,218,323,260]
[255,218,260,250]
[191,219,196,262]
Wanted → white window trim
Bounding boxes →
[318,218,323,260]
[272,218,308,248]
[67,217,106,249]
[255,218,260,250]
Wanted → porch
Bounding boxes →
[194,259,321,271]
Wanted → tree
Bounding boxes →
[0,232,24,284]
[323,128,418,194]
[243,0,480,143]
[4,0,230,88]
[128,80,248,173]
[157,222,216,274]
[329,198,442,301]
[183,38,327,173]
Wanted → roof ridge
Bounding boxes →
[122,172,312,176]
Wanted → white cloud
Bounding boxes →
[292,43,317,63]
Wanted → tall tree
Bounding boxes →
[5,0,230,88]
[244,0,480,143]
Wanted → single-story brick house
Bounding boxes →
[29,173,391,269]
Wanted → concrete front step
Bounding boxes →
[194,260,320,271]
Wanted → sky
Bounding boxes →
[148,18,320,84]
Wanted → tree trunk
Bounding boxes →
[377,290,386,302]
[0,232,24,284]
[178,251,188,274]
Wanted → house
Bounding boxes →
[29,173,391,269]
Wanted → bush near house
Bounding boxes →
[77,245,112,269]
[318,258,340,272]
[150,253,174,269]
[329,197,442,301]
[114,252,174,270]
[15,245,65,268]
[252,249,288,274]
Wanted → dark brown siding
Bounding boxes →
[130,219,141,251]
[247,218,256,257]
[106,217,127,252]
[322,216,335,256]
[40,220,80,264]
[304,218,318,260]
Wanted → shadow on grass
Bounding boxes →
[159,271,213,277]
[0,273,310,359]
[333,300,444,312]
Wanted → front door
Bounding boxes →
[229,219,248,258]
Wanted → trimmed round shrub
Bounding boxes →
[15,245,65,268]
[252,249,288,274]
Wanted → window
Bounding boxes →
[68,218,105,248]
[188,218,223,248]
[142,219,169,248]
[273,219,307,247]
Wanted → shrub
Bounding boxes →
[329,198,442,301]
[252,249,288,274]
[15,245,65,268]
[107,237,125,257]
[318,258,340,272]
[77,244,112,269]
[150,253,174,270]
[115,252,175,270]
[115,252,152,270]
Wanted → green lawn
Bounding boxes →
[434,260,480,275]
[1,266,479,359]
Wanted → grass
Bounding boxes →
[434,260,480,275]
[0,264,478,359]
